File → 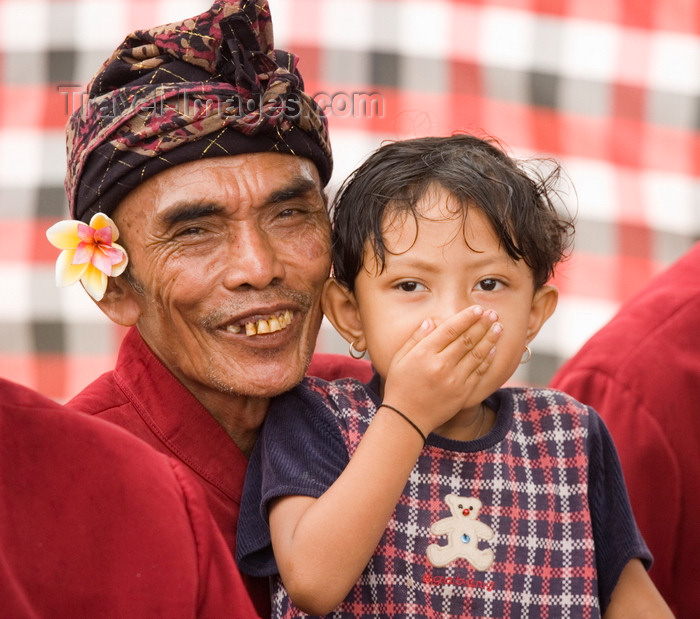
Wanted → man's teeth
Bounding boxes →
[226,310,294,336]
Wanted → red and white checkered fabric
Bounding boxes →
[1,0,698,401]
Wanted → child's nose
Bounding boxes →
[434,293,476,322]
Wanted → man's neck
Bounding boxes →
[134,328,271,456]
[196,391,269,457]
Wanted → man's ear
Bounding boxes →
[93,275,143,327]
[526,284,558,344]
[321,278,367,352]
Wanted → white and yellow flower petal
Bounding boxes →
[47,214,128,300]
[46,220,81,250]
[81,265,109,301]
[55,249,89,287]
[89,212,120,241]
[110,243,129,277]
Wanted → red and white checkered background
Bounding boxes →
[1,0,698,401]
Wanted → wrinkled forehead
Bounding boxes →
[113,152,324,224]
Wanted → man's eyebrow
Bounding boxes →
[158,178,321,225]
[268,178,320,204]
[160,202,224,226]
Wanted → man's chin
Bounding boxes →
[208,353,310,398]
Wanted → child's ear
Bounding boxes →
[93,275,143,327]
[321,278,367,351]
[526,284,558,344]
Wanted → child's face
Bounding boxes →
[349,186,555,403]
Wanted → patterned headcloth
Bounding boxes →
[65,0,332,223]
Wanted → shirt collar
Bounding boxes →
[114,328,249,502]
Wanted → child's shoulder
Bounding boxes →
[502,385,592,409]
[497,386,604,450]
[301,374,373,395]
[274,375,378,413]
[499,385,597,427]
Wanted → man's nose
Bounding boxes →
[223,223,286,289]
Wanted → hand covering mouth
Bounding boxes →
[225,309,294,336]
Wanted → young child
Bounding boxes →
[236,135,671,618]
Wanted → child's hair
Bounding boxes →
[331,134,575,290]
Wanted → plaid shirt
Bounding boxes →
[238,376,650,618]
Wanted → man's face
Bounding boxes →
[110,153,331,406]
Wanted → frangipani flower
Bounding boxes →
[46,213,129,301]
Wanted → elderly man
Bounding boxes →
[52,1,341,614]
[0,377,258,618]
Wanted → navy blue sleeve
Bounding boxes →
[587,407,652,613]
[236,380,350,577]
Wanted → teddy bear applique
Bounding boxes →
[426,494,495,571]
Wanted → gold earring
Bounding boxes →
[520,345,532,364]
[349,341,366,360]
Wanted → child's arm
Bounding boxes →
[603,559,674,618]
[269,305,501,614]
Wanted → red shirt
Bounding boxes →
[0,377,259,618]
[550,242,700,618]
[69,327,270,616]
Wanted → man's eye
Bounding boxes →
[278,207,303,218]
[179,226,203,236]
[397,281,426,292]
[171,225,210,240]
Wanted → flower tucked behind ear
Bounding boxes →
[46,213,128,301]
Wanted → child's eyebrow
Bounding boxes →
[463,253,515,269]
[386,251,512,269]
[382,254,441,272]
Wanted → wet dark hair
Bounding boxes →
[331,134,575,290]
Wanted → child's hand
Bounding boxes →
[381,305,502,437]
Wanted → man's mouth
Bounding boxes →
[225,310,294,336]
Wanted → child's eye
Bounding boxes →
[477,278,502,292]
[396,281,427,293]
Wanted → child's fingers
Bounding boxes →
[442,311,501,364]
[409,306,488,355]
[387,306,497,392]
[390,316,437,360]
[423,307,499,366]
[459,320,501,376]
[427,321,501,413]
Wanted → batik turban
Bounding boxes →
[65,0,332,223]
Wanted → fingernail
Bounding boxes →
[487,310,498,321]
[420,319,431,330]
[473,305,484,316]
[492,322,503,335]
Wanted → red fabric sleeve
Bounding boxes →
[0,378,261,618]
